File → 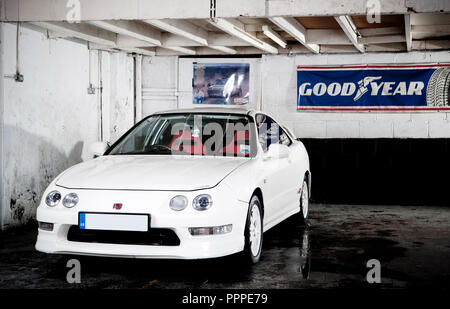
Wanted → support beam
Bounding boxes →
[216,0,449,18]
[116,35,154,48]
[305,29,352,45]
[404,14,412,51]
[31,21,116,46]
[143,19,208,46]
[359,27,403,36]
[334,15,364,53]
[365,43,405,52]
[411,25,450,39]
[1,0,211,21]
[359,35,406,44]
[119,47,156,56]
[208,46,238,54]
[269,17,319,53]
[195,46,238,55]
[118,33,237,54]
[88,42,118,52]
[207,33,250,46]
[87,20,161,46]
[412,39,450,50]
[262,25,287,48]
[160,46,196,55]
[3,0,449,22]
[208,18,278,54]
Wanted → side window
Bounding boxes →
[255,114,278,151]
[256,114,292,151]
[279,127,292,147]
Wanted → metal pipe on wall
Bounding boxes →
[134,54,142,123]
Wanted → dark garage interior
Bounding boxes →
[304,138,450,206]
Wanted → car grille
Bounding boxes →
[67,226,180,246]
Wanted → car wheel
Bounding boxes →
[243,195,263,264]
[299,178,309,225]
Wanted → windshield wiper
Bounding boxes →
[118,145,172,155]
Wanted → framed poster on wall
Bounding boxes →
[193,63,249,105]
[297,64,450,111]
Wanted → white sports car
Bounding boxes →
[36,108,311,263]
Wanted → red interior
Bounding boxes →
[170,131,204,154]
[170,129,250,156]
[221,130,250,156]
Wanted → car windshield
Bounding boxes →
[107,113,256,157]
[214,80,226,85]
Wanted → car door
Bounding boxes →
[256,114,294,225]
[279,125,306,213]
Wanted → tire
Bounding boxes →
[426,67,450,107]
[299,178,309,225]
[243,195,263,264]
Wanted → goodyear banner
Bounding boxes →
[297,64,450,111]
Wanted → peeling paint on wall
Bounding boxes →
[0,23,135,229]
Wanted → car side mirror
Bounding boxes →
[263,143,290,161]
[82,141,108,161]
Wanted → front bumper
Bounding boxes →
[35,187,247,259]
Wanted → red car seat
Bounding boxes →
[170,130,204,155]
[221,130,250,156]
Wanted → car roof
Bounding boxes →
[153,107,258,116]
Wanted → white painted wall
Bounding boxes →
[142,51,450,138]
[141,56,178,117]
[0,23,134,229]
[0,22,5,228]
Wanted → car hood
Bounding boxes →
[56,155,250,191]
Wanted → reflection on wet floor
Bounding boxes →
[0,204,449,288]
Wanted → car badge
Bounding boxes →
[113,203,123,210]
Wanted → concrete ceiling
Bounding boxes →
[1,0,450,56]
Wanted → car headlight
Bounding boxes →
[62,193,79,208]
[193,194,213,211]
[45,191,61,207]
[169,195,188,211]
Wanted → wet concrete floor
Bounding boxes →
[0,204,449,288]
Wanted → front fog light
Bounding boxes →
[170,195,188,211]
[38,221,54,231]
[189,224,232,236]
[45,190,61,207]
[193,194,212,211]
[62,193,78,208]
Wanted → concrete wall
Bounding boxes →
[0,23,134,229]
[0,21,5,228]
[141,51,450,138]
[141,56,178,117]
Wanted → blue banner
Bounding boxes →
[297,65,450,111]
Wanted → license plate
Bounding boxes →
[79,213,149,232]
